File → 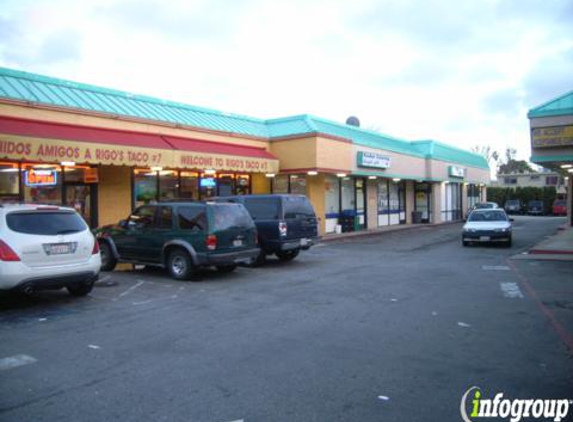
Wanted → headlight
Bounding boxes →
[495,228,510,232]
[464,228,476,233]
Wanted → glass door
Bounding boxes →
[65,184,95,227]
[355,178,366,230]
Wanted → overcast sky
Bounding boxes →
[0,0,572,162]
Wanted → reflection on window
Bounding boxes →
[159,170,178,201]
[180,172,199,200]
[134,169,157,207]
[341,177,354,212]
[290,175,306,195]
[273,175,289,193]
[235,175,250,195]
[218,174,234,196]
[0,162,19,202]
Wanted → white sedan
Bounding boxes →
[462,209,513,247]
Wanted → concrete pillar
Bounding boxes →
[98,165,132,226]
[405,180,415,224]
[431,182,442,224]
[461,183,469,219]
[367,179,378,229]
[567,174,573,226]
[306,173,326,235]
[251,173,271,194]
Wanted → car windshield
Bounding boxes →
[6,211,87,235]
[506,200,519,205]
[212,204,254,231]
[468,210,508,222]
[529,201,543,206]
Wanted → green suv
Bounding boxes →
[95,202,259,280]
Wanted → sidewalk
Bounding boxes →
[515,224,573,262]
[321,221,458,243]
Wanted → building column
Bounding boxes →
[431,182,442,224]
[251,173,271,194]
[566,174,573,226]
[98,165,132,226]
[461,183,469,219]
[367,179,378,229]
[405,180,415,224]
[306,174,326,235]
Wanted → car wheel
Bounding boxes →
[276,249,300,262]
[99,241,117,272]
[67,281,94,297]
[506,236,512,248]
[216,264,237,273]
[167,249,195,280]
[462,240,469,247]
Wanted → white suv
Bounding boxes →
[0,204,101,296]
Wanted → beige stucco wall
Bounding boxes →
[306,174,326,235]
[270,137,317,170]
[316,137,353,172]
[98,165,132,226]
[429,159,490,184]
[351,144,426,179]
[431,182,442,224]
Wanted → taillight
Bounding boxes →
[279,221,287,237]
[206,234,217,250]
[0,239,20,261]
[92,239,100,255]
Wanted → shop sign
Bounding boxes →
[357,151,391,169]
[531,126,573,148]
[83,168,99,183]
[448,166,466,178]
[24,169,58,187]
[178,152,279,173]
[0,135,172,167]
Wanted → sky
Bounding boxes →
[0,0,572,163]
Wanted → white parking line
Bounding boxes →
[482,265,510,271]
[114,280,145,300]
[0,354,37,371]
[500,282,524,299]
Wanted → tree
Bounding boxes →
[470,145,499,168]
[497,147,536,174]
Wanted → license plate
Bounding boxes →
[233,239,243,247]
[46,243,73,255]
[300,238,309,246]
[479,236,490,241]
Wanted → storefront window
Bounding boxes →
[290,175,306,195]
[341,177,355,213]
[0,162,20,203]
[441,182,462,221]
[159,170,178,201]
[324,175,340,234]
[415,182,431,222]
[180,172,199,200]
[273,175,289,193]
[467,184,480,211]
[199,174,217,199]
[134,168,158,207]
[23,164,62,205]
[218,174,234,196]
[235,175,250,195]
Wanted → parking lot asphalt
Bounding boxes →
[1,216,572,422]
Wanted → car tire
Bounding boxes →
[99,241,117,272]
[167,249,195,280]
[216,264,237,273]
[67,281,94,297]
[462,240,469,247]
[506,236,512,248]
[276,249,300,262]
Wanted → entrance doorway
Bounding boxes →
[64,184,97,227]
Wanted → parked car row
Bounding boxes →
[472,199,568,216]
[0,195,320,296]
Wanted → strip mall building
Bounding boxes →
[0,67,490,235]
